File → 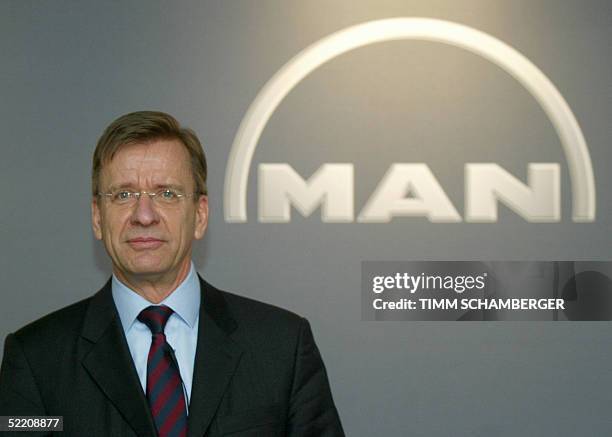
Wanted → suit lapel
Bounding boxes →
[187,276,243,437]
[81,280,158,437]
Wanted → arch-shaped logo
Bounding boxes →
[224,18,595,223]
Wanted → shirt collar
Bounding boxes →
[112,262,201,333]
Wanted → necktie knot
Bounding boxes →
[137,305,174,335]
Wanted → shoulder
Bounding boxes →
[7,280,114,356]
[223,289,303,324]
[201,279,309,344]
[9,296,92,349]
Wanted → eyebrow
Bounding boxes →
[106,182,186,191]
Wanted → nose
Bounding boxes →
[130,193,160,226]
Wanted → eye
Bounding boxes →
[159,189,178,200]
[114,191,133,201]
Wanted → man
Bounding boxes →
[0,111,344,437]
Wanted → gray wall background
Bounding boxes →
[1,1,611,435]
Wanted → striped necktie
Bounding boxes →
[138,305,188,437]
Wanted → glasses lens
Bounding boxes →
[154,189,180,205]
[113,191,135,205]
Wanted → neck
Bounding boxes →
[114,260,192,304]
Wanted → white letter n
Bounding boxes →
[465,163,560,222]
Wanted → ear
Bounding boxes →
[194,195,209,240]
[92,197,103,240]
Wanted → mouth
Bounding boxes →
[126,237,165,250]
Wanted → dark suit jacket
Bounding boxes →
[0,276,345,436]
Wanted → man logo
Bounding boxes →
[224,18,596,223]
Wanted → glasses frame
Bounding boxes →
[97,189,200,206]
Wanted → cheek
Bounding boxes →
[101,213,127,241]
[177,214,197,241]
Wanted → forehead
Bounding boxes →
[102,139,192,187]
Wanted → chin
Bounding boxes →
[125,260,170,277]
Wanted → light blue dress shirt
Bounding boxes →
[111,262,200,407]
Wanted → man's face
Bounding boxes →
[92,139,208,285]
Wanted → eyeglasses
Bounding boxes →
[97,189,199,207]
